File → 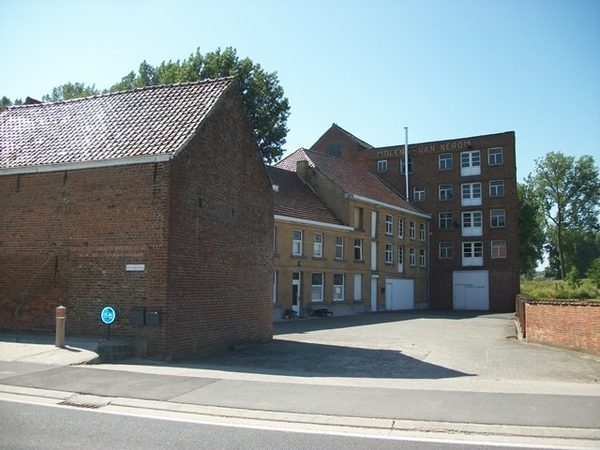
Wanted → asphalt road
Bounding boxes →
[0,399,570,450]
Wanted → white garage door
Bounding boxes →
[453,271,489,310]
[385,279,414,310]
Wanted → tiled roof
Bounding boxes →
[331,123,373,149]
[0,78,234,170]
[276,148,424,215]
[267,165,344,226]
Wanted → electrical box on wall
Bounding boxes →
[145,309,162,326]
[130,307,146,326]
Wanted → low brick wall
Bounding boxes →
[516,294,600,355]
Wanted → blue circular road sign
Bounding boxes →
[101,306,116,325]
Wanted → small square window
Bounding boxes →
[400,158,414,174]
[491,240,507,258]
[488,147,503,165]
[490,209,506,228]
[439,184,453,201]
[439,242,453,259]
[439,153,453,170]
[489,180,505,198]
[377,160,388,172]
[413,187,425,202]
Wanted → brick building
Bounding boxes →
[270,148,430,319]
[0,78,274,357]
[310,124,519,311]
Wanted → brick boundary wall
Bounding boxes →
[515,294,600,355]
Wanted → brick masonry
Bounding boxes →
[516,294,600,355]
[0,87,274,358]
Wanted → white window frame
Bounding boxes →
[439,153,453,170]
[335,236,344,260]
[439,242,453,259]
[439,184,453,201]
[397,218,404,239]
[488,147,503,166]
[333,273,345,301]
[462,241,484,266]
[462,211,483,237]
[419,223,426,241]
[354,239,363,261]
[409,248,416,267]
[409,220,416,240]
[385,214,393,235]
[490,209,506,228]
[491,240,507,259]
[313,233,323,258]
[439,212,454,230]
[460,150,481,176]
[311,273,324,302]
[292,230,303,256]
[400,157,413,174]
[413,187,425,202]
[377,160,388,172]
[461,182,482,207]
[385,243,393,264]
[419,249,426,267]
[489,180,505,198]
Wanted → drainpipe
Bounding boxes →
[404,127,409,201]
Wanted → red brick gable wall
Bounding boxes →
[164,89,273,358]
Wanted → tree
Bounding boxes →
[527,152,600,279]
[41,82,99,102]
[517,183,545,277]
[108,48,290,163]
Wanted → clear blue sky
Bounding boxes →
[1,0,599,181]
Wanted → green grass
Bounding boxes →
[520,278,600,300]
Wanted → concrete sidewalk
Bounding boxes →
[1,312,600,447]
[0,335,100,366]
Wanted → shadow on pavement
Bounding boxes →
[179,338,474,380]
[274,311,504,336]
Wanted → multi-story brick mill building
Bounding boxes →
[309,124,519,312]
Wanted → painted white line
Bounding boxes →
[0,392,596,450]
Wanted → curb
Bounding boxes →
[1,384,599,447]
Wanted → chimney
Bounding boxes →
[296,160,309,180]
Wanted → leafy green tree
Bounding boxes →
[108,47,290,163]
[587,257,600,288]
[42,82,99,102]
[527,152,600,279]
[1,96,12,111]
[517,183,545,277]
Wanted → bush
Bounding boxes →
[587,258,600,289]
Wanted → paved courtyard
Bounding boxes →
[199,311,600,385]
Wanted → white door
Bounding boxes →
[386,279,414,310]
[292,272,301,315]
[453,271,489,310]
[385,283,393,310]
[370,275,378,311]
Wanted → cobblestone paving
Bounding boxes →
[199,312,600,383]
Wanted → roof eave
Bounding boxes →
[0,153,173,176]
[345,193,431,219]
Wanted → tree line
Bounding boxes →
[519,152,600,286]
[2,47,600,284]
